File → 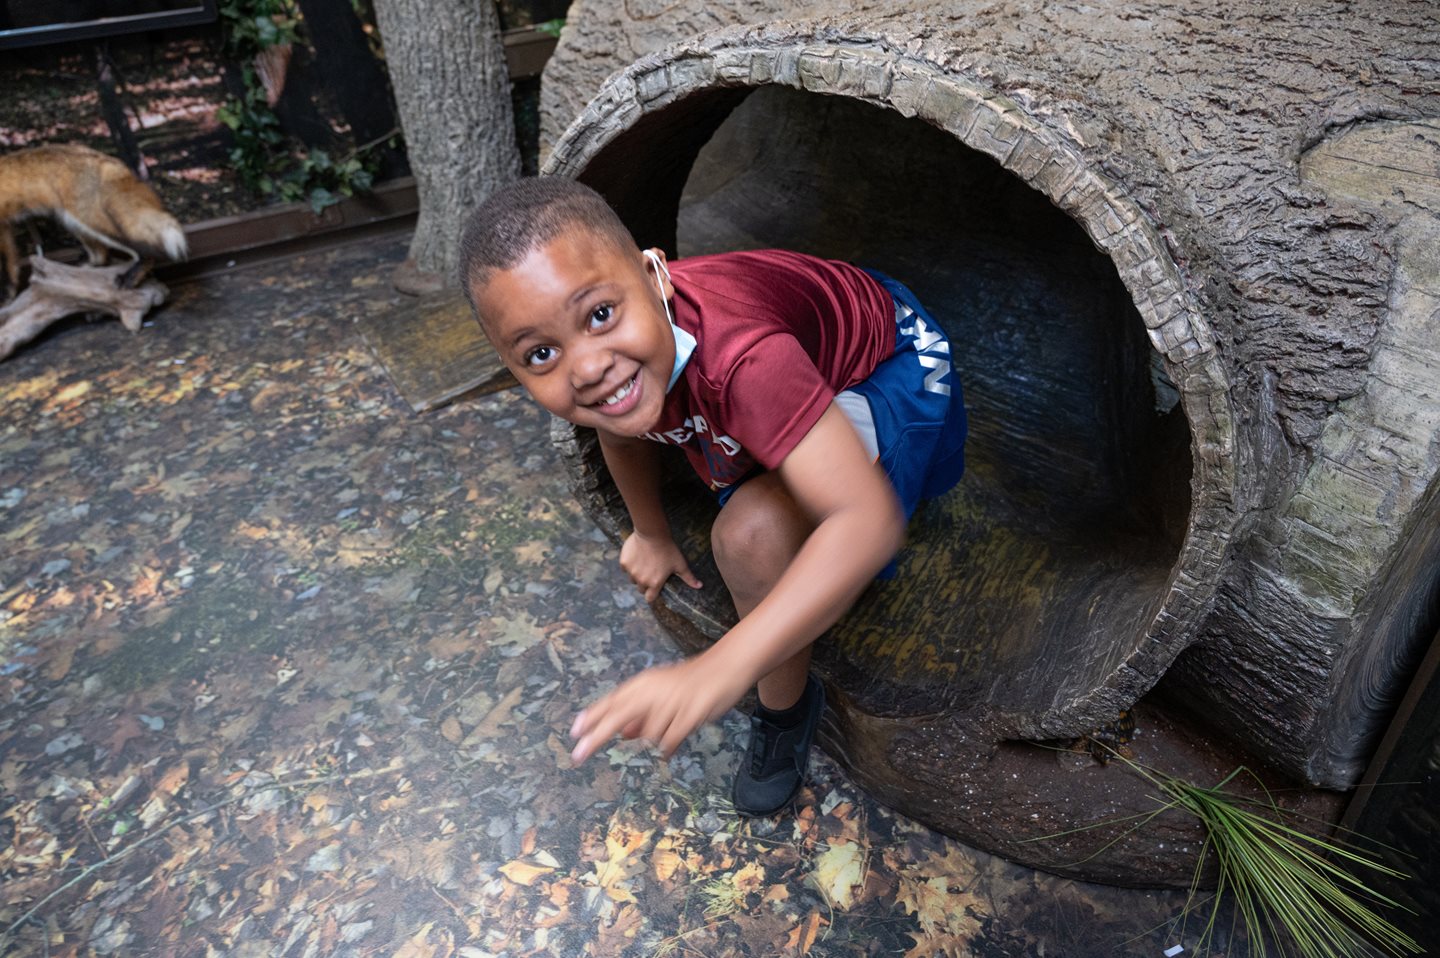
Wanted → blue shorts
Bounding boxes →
[841,270,967,520]
[718,271,967,575]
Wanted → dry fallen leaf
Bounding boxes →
[45,642,75,681]
[784,910,828,955]
[590,824,654,904]
[391,920,456,958]
[652,834,685,882]
[464,686,523,743]
[733,860,765,895]
[498,857,556,887]
[591,903,643,957]
[810,840,866,910]
[154,762,189,798]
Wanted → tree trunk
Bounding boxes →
[371,0,519,290]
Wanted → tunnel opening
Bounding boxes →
[549,46,1237,739]
[670,85,1193,720]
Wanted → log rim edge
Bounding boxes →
[542,31,1243,735]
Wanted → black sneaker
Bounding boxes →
[732,675,825,817]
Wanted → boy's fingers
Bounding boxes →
[679,567,702,589]
[572,700,642,764]
[659,707,700,759]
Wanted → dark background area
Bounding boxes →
[0,0,562,226]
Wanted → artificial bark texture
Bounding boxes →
[542,0,1435,445]
[371,0,519,284]
[536,0,1440,877]
[1168,120,1440,784]
[0,256,165,360]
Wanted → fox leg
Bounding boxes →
[118,258,152,289]
[81,236,110,267]
[0,224,20,301]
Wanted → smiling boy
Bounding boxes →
[461,177,965,816]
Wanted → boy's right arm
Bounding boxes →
[597,431,702,602]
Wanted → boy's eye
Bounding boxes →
[588,304,614,329]
[525,345,556,367]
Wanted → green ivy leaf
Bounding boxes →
[309,187,338,213]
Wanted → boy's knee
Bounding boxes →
[712,481,809,577]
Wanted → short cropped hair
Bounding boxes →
[459,177,636,308]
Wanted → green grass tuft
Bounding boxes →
[1030,749,1419,957]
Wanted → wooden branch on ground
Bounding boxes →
[0,254,167,361]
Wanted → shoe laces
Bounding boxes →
[749,713,798,778]
[748,714,772,776]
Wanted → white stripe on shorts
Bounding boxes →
[835,389,880,463]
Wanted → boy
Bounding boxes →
[460,177,965,816]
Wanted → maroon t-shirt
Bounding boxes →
[640,249,894,490]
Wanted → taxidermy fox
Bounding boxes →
[0,144,188,300]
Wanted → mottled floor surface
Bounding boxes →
[2,234,1220,957]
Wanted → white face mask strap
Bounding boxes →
[644,250,674,326]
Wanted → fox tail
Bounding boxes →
[57,206,189,264]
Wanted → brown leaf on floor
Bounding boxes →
[783,909,829,955]
[590,903,643,957]
[391,920,454,958]
[380,838,460,886]
[102,713,146,756]
[903,933,976,958]
[44,640,75,681]
[498,855,557,887]
[424,632,475,661]
[153,761,190,798]
[651,833,685,882]
[809,839,867,910]
[889,843,982,956]
[588,822,654,905]
[464,685,523,744]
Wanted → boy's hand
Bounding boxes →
[569,652,750,763]
[620,531,702,603]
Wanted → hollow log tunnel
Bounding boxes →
[532,3,1440,875]
[541,44,1267,883]
[559,77,1234,735]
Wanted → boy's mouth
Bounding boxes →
[589,374,640,414]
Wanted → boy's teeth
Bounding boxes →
[598,377,635,406]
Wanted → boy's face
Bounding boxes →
[472,229,675,438]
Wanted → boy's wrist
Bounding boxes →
[699,629,767,692]
[628,523,672,543]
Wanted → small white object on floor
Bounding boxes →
[1164,946,1184,957]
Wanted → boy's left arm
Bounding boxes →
[570,402,905,762]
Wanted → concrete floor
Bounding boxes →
[0,234,1233,957]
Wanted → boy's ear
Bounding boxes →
[642,247,674,300]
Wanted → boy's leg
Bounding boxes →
[713,470,828,816]
[710,471,814,709]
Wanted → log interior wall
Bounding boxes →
[658,86,1194,724]
[555,50,1240,740]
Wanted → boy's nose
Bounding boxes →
[570,342,613,389]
